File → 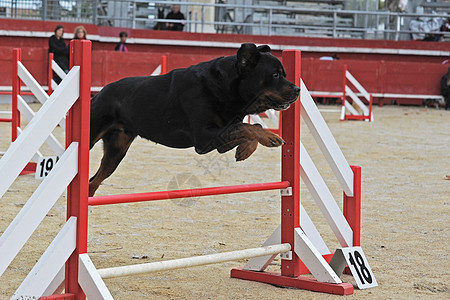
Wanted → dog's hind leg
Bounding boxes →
[89,128,136,196]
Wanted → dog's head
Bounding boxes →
[236,43,300,115]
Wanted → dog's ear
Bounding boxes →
[237,43,260,73]
[257,45,271,53]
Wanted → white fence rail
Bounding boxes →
[0,66,80,199]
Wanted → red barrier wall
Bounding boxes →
[301,59,447,104]
[0,47,225,88]
[0,19,448,105]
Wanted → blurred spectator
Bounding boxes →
[165,5,185,31]
[440,67,450,110]
[440,18,450,40]
[153,8,167,30]
[74,25,87,40]
[48,24,69,84]
[410,13,447,41]
[319,53,340,60]
[115,32,129,52]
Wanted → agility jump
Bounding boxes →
[341,65,374,122]
[0,40,376,299]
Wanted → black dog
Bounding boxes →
[89,43,300,196]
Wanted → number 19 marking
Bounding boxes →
[35,156,59,179]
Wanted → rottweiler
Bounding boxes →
[89,43,300,196]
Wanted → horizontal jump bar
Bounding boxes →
[88,181,290,206]
[97,243,291,279]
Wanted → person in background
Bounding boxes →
[153,7,167,30]
[73,25,87,40]
[165,4,185,31]
[115,31,129,52]
[440,66,450,110]
[48,24,69,84]
[319,53,340,61]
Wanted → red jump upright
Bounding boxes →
[230,50,354,295]
[11,48,37,175]
[65,39,92,300]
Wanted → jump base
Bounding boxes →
[230,268,354,295]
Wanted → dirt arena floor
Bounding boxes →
[0,103,449,299]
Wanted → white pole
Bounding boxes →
[97,244,291,279]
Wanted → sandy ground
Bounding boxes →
[0,103,449,300]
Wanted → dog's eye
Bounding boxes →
[273,72,279,79]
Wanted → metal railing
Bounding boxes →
[0,0,448,41]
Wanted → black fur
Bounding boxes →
[89,43,299,196]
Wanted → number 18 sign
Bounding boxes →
[35,156,59,180]
[329,246,378,289]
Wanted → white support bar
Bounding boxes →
[340,105,346,121]
[300,80,354,196]
[300,142,353,247]
[266,109,279,126]
[0,66,79,200]
[299,204,330,254]
[345,70,370,101]
[345,86,369,115]
[51,79,58,91]
[243,204,330,272]
[151,64,161,76]
[0,143,78,277]
[243,225,281,271]
[42,266,65,297]
[249,114,268,128]
[17,95,65,156]
[18,62,66,129]
[16,127,43,163]
[294,228,342,284]
[17,61,49,104]
[98,244,292,279]
[12,217,77,300]
[52,60,67,80]
[344,98,360,116]
[79,254,114,299]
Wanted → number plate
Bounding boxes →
[329,246,378,289]
[35,156,59,180]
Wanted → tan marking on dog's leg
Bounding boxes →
[235,139,258,161]
[238,124,285,147]
[89,130,135,196]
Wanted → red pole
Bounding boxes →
[281,49,301,277]
[368,94,373,122]
[48,53,54,95]
[342,64,347,116]
[278,111,283,137]
[89,181,290,206]
[11,48,21,142]
[161,55,167,75]
[343,165,361,247]
[65,39,91,300]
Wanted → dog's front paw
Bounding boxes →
[235,140,258,161]
[257,131,285,147]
